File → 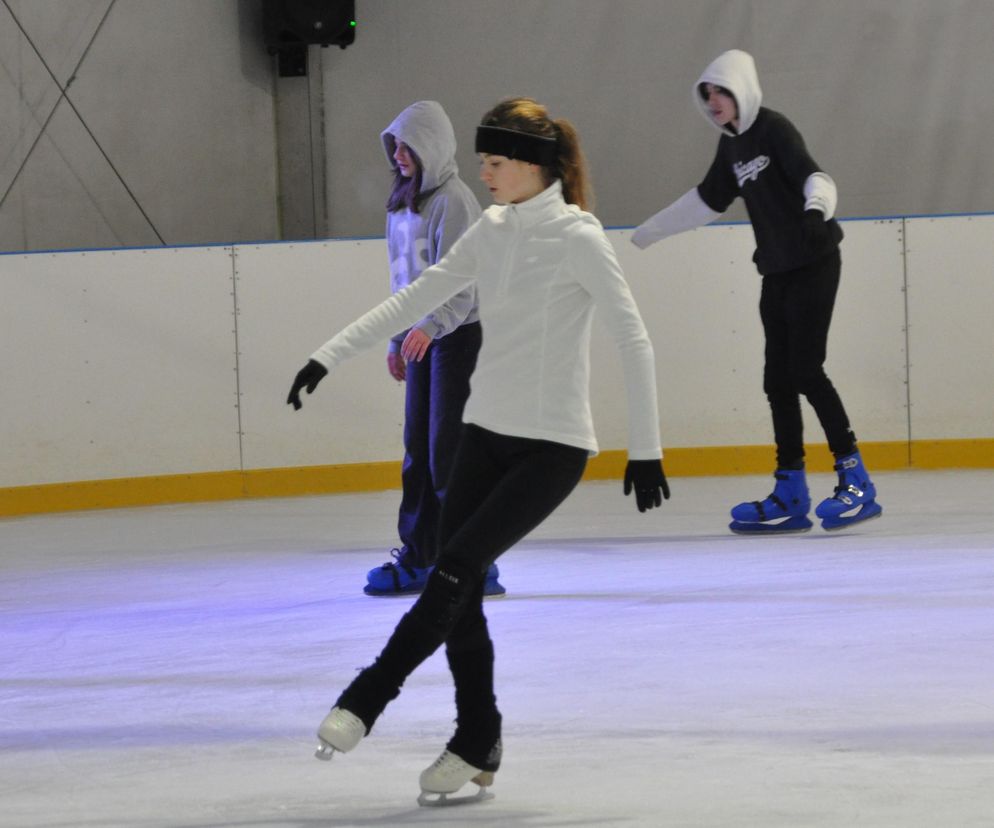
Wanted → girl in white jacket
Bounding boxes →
[288,97,668,804]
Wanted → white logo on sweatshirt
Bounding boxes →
[389,216,429,291]
[734,155,770,187]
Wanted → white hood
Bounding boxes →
[693,49,763,136]
[380,100,458,193]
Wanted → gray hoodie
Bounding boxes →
[380,101,481,352]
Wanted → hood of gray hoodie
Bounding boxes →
[381,100,459,194]
[693,49,763,136]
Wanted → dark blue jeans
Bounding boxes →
[760,249,856,466]
[397,321,482,568]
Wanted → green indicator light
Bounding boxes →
[350,20,356,27]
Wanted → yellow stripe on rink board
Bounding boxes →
[2,439,992,518]
[0,463,403,519]
[0,471,247,517]
[908,439,994,469]
[582,440,918,479]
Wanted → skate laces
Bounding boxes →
[440,750,462,767]
[316,707,366,755]
[381,548,418,576]
[430,750,472,774]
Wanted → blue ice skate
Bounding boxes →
[815,450,882,530]
[481,564,506,597]
[364,548,430,595]
[729,468,813,534]
[365,550,505,597]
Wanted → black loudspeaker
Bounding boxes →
[263,0,356,76]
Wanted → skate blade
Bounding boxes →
[729,515,813,535]
[417,785,495,807]
[363,585,425,596]
[821,501,883,531]
[314,739,339,761]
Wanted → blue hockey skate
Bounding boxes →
[364,548,430,595]
[482,565,507,597]
[365,549,506,597]
[815,450,882,530]
[729,468,813,534]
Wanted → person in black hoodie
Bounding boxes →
[632,49,881,533]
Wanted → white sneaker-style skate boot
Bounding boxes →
[417,748,498,806]
[314,706,366,761]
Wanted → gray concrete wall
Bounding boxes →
[1,1,991,251]
[4,215,992,491]
[1,0,277,251]
[321,0,993,236]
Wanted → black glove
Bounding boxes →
[802,208,829,250]
[623,459,670,513]
[287,359,328,410]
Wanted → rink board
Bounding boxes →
[904,217,994,442]
[232,238,406,471]
[1,214,991,508]
[0,246,239,487]
[608,219,910,459]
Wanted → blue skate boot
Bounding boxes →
[815,450,882,530]
[482,563,506,597]
[364,548,430,595]
[365,549,505,597]
[729,468,813,534]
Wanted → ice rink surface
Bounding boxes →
[2,470,993,827]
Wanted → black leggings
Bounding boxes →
[760,249,856,466]
[337,424,588,762]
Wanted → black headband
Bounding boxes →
[475,125,558,166]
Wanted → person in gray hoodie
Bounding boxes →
[632,49,881,533]
[366,101,503,596]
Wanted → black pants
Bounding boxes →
[760,249,856,467]
[398,321,481,567]
[337,425,588,764]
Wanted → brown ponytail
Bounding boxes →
[479,97,593,212]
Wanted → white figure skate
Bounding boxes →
[314,706,365,761]
[417,749,496,806]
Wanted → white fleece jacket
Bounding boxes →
[311,180,662,459]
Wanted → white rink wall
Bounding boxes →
[1,215,992,489]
